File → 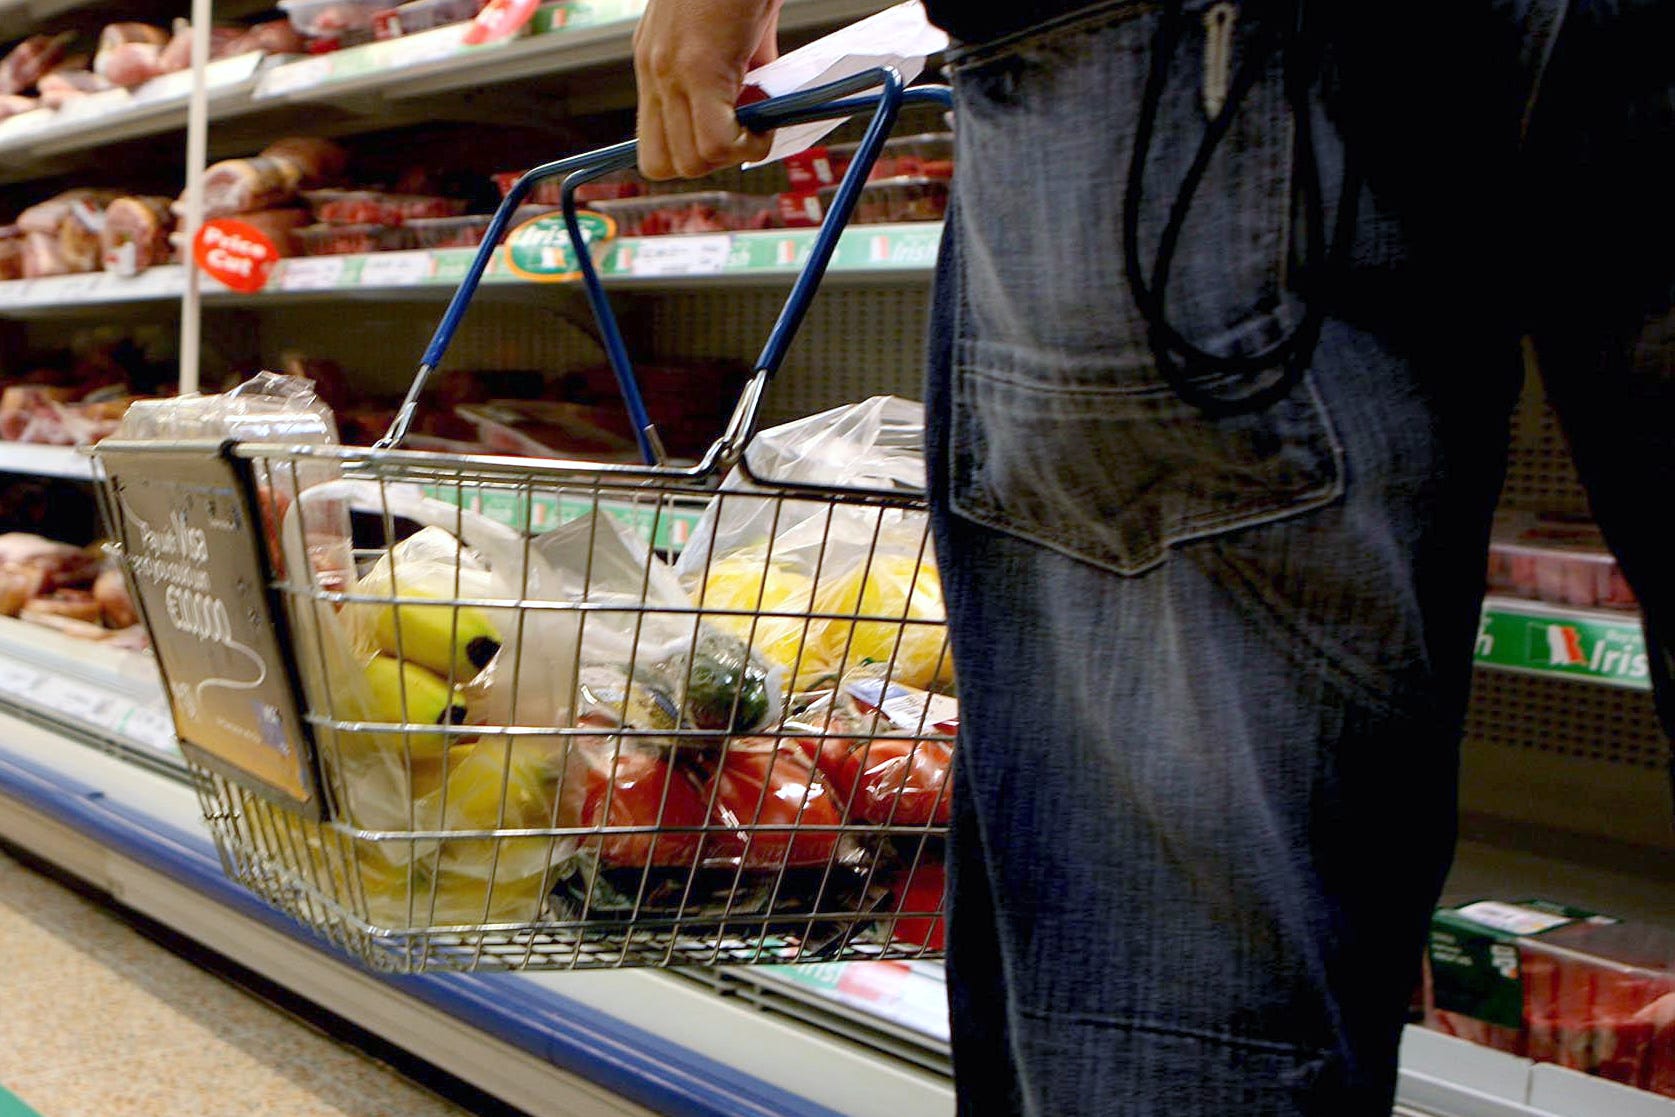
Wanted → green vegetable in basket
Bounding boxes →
[669,630,773,732]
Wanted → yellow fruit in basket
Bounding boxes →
[431,739,559,831]
[700,554,817,675]
[358,655,467,761]
[809,554,954,690]
[362,590,503,685]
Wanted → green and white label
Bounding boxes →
[1474,601,1649,689]
[504,211,615,282]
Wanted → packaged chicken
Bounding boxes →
[38,70,117,108]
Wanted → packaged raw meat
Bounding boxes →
[303,190,465,225]
[0,93,37,120]
[228,19,310,56]
[279,0,389,38]
[590,191,778,237]
[1487,513,1637,610]
[93,23,170,87]
[493,168,642,205]
[406,214,492,248]
[262,136,348,188]
[16,189,122,235]
[0,533,100,589]
[818,176,949,224]
[191,156,304,218]
[157,20,250,73]
[455,400,636,460]
[373,0,484,39]
[37,70,117,108]
[19,231,67,278]
[1521,920,1675,1097]
[803,132,955,188]
[101,196,176,275]
[0,33,73,97]
[293,222,416,255]
[0,226,20,282]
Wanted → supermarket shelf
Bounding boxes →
[248,0,880,105]
[0,225,941,317]
[0,442,95,479]
[1475,595,1649,691]
[0,51,269,185]
[0,613,180,775]
[0,0,88,40]
[0,0,884,185]
[0,713,953,1117]
[1399,1027,1675,1117]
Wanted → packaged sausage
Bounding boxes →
[1487,513,1637,610]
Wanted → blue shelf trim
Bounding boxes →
[0,744,846,1117]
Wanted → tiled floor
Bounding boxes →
[0,847,475,1117]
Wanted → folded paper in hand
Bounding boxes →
[743,0,949,167]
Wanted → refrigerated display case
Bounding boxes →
[2,2,1672,1115]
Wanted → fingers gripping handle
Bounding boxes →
[380,69,947,467]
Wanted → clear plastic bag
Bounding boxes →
[535,510,783,739]
[675,397,951,692]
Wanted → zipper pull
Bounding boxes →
[1202,2,1238,121]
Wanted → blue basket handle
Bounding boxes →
[378,67,953,467]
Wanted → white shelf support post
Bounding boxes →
[177,0,214,396]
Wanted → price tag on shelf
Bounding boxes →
[278,256,347,291]
[359,251,435,287]
[380,23,472,68]
[255,55,334,99]
[627,234,732,277]
[0,660,43,695]
[37,677,123,731]
[118,706,178,754]
[53,273,104,301]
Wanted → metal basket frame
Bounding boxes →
[97,70,958,973]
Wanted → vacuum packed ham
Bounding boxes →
[94,23,170,87]
[0,33,73,96]
[101,196,175,274]
[262,136,349,187]
[192,156,304,217]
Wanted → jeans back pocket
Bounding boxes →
[951,337,1343,575]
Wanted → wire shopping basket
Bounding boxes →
[93,70,957,973]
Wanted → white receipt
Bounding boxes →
[743,0,949,166]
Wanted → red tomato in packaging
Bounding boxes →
[795,733,862,812]
[582,751,710,868]
[705,745,842,868]
[888,856,945,951]
[852,738,953,826]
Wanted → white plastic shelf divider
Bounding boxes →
[0,442,95,479]
[0,614,179,769]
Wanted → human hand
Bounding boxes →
[634,0,782,180]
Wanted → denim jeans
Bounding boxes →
[924,1,1675,1113]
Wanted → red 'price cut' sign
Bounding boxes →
[193,219,280,294]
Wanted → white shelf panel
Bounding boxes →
[0,614,178,768]
[0,442,95,479]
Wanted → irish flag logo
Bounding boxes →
[1545,624,1588,667]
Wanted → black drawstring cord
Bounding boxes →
[1124,0,1360,418]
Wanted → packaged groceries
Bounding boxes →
[1425,899,1675,1097]
[1487,512,1637,611]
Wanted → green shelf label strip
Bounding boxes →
[1474,599,1649,690]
